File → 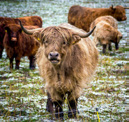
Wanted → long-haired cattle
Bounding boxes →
[0,16,42,58]
[68,5,127,32]
[3,24,40,69]
[20,21,99,119]
[90,16,122,53]
[0,17,18,58]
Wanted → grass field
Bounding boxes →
[0,0,128,121]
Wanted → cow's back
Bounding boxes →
[18,16,42,27]
[90,16,118,30]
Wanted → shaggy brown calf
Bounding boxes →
[90,16,122,53]
[20,21,99,119]
[0,16,42,58]
[3,24,40,69]
[68,5,127,32]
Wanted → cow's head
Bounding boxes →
[110,5,127,21]
[4,24,22,42]
[110,30,122,50]
[19,21,95,66]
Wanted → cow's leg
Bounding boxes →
[29,56,35,70]
[68,98,78,118]
[108,43,112,51]
[9,57,14,69]
[15,59,20,69]
[0,46,4,58]
[102,44,107,54]
[54,100,64,119]
[46,92,53,113]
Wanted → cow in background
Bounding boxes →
[3,24,40,69]
[20,21,99,119]
[90,16,122,53]
[68,5,127,32]
[0,16,42,58]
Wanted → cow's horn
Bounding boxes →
[19,20,42,35]
[78,26,96,38]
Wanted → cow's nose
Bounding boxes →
[49,52,59,59]
[11,37,17,41]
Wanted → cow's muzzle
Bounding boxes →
[48,51,60,64]
[11,37,17,41]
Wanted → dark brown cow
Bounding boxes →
[68,5,127,32]
[0,17,19,58]
[3,24,40,69]
[20,21,99,119]
[0,16,42,58]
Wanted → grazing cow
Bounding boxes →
[68,5,127,32]
[3,24,40,69]
[90,16,122,53]
[20,21,99,119]
[0,16,42,58]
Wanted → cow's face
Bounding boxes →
[34,27,81,66]
[5,24,22,42]
[110,31,122,50]
[110,5,127,21]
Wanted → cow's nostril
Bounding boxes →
[49,52,59,58]
[49,53,53,57]
[55,53,59,57]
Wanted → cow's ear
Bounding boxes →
[110,5,116,11]
[72,35,81,45]
[33,31,41,42]
[4,26,9,33]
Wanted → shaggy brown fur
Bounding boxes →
[32,25,99,118]
[90,16,118,35]
[3,24,40,69]
[68,5,127,32]
[0,17,18,58]
[0,16,42,58]
[90,17,122,53]
[17,16,42,27]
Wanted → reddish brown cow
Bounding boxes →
[68,5,127,32]
[0,16,42,58]
[3,24,40,69]
[20,21,98,119]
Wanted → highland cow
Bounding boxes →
[68,5,127,32]
[0,16,42,58]
[20,21,99,119]
[90,16,122,53]
[3,24,40,69]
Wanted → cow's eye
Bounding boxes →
[43,40,48,46]
[63,41,67,46]
[44,40,48,44]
